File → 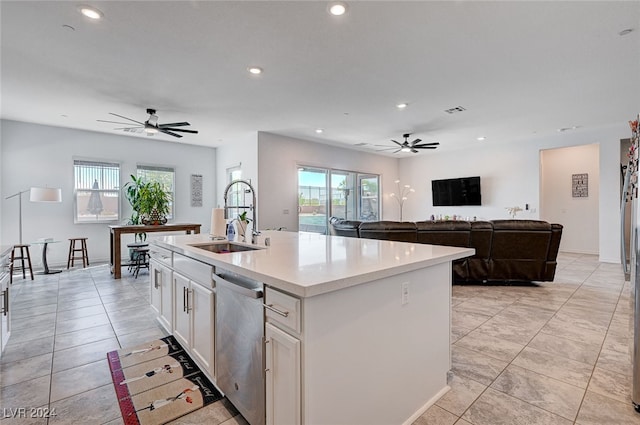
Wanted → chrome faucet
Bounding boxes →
[223,179,258,243]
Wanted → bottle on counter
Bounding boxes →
[227,221,236,241]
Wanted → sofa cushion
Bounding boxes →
[359,221,417,242]
[489,220,552,281]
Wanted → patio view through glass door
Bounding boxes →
[298,166,380,234]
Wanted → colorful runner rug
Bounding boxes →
[107,335,223,425]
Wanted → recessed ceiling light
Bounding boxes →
[78,5,103,20]
[328,2,347,16]
[247,66,263,75]
[619,28,634,36]
[396,103,408,109]
[315,128,324,134]
[477,136,486,141]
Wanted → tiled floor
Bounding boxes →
[1,253,639,424]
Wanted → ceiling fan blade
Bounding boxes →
[393,148,402,153]
[413,146,438,149]
[414,142,440,147]
[160,129,183,138]
[411,138,422,145]
[97,119,142,126]
[113,126,144,130]
[109,113,145,125]
[411,148,419,153]
[158,122,191,128]
[391,139,403,147]
[162,128,199,134]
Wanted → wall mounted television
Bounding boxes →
[431,176,481,206]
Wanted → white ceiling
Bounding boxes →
[1,1,639,156]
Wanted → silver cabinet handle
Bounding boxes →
[1,289,7,316]
[183,286,187,312]
[264,303,289,317]
[154,269,160,289]
[186,289,192,312]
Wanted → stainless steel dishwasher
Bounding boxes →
[214,268,265,425]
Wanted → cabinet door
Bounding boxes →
[265,323,301,425]
[149,260,162,315]
[173,272,191,349]
[190,282,215,377]
[159,265,173,331]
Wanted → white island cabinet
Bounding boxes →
[150,231,473,425]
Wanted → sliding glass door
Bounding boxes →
[298,167,329,234]
[298,166,380,234]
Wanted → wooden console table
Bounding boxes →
[109,223,201,279]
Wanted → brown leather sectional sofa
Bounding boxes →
[329,217,563,283]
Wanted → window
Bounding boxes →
[137,165,175,219]
[74,160,120,223]
[227,165,242,184]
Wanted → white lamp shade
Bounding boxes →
[30,187,62,202]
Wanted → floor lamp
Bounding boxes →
[5,187,62,244]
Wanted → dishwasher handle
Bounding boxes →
[214,273,263,299]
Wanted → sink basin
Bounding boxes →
[189,242,263,254]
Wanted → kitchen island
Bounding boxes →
[149,231,473,425]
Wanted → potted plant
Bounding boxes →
[123,175,146,242]
[138,181,171,225]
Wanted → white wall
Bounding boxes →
[540,144,599,254]
[1,120,216,267]
[399,123,626,263]
[256,132,399,231]
[214,132,259,208]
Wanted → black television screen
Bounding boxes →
[432,176,481,206]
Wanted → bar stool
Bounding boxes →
[132,247,150,278]
[67,237,89,269]
[127,242,149,273]
[10,244,34,283]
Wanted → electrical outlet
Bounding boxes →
[283,209,289,215]
[401,282,409,305]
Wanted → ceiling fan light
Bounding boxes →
[78,5,103,20]
[401,147,411,153]
[328,2,347,16]
[144,126,158,134]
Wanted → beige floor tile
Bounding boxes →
[511,346,593,388]
[576,390,640,425]
[451,346,508,386]
[435,374,487,416]
[490,365,584,420]
[49,360,112,403]
[527,332,601,365]
[48,384,121,425]
[413,405,459,425]
[0,375,51,412]
[0,353,52,388]
[454,330,525,363]
[462,387,572,425]
[587,367,632,404]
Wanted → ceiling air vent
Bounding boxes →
[444,106,466,114]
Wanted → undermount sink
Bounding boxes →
[189,242,263,254]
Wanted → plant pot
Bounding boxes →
[142,209,167,225]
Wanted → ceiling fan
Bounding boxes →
[97,108,198,138]
[377,133,440,153]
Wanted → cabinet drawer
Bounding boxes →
[173,253,213,287]
[265,287,300,334]
[149,245,172,266]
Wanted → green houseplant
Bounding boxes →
[138,180,171,225]
[123,175,146,242]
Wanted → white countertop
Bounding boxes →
[152,231,474,298]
